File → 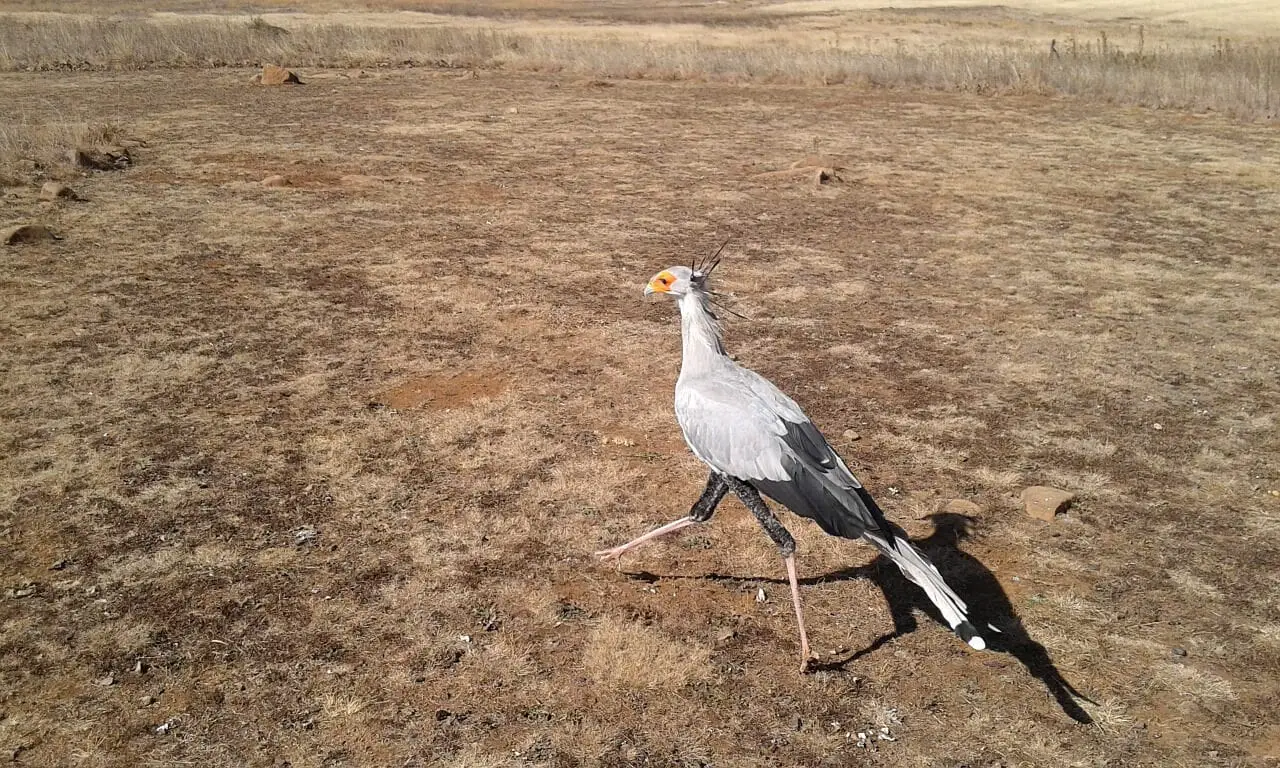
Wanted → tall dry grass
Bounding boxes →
[0,14,1276,119]
[0,116,124,185]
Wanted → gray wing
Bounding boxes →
[677,365,896,542]
[675,375,792,482]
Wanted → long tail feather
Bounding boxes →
[863,531,986,650]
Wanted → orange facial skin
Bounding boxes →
[648,271,676,293]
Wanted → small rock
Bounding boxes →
[505,106,519,114]
[293,526,318,545]
[95,674,115,687]
[1172,646,1188,657]
[942,499,982,516]
[141,694,156,706]
[715,628,736,643]
[3,223,59,245]
[1022,485,1074,521]
[256,65,303,86]
[842,429,861,441]
[73,145,132,171]
[50,559,68,570]
[133,660,147,674]
[38,181,80,202]
[262,174,291,188]
[813,167,841,186]
[755,587,767,603]
[7,584,37,598]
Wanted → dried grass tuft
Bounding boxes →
[583,616,711,690]
[0,117,124,185]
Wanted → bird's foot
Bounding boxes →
[799,645,818,673]
[593,544,629,562]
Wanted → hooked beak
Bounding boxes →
[643,283,656,297]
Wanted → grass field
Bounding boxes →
[2,1,1279,767]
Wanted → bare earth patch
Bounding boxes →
[0,48,1277,768]
[372,371,507,411]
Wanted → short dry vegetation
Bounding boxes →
[2,1,1279,767]
[0,118,125,185]
[1,7,1278,119]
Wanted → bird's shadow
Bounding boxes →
[631,513,1095,724]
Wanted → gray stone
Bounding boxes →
[1022,486,1074,521]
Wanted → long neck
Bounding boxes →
[678,290,728,375]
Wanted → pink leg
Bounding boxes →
[595,516,698,561]
[785,554,816,671]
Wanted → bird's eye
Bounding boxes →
[660,277,671,285]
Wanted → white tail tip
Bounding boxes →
[968,636,987,651]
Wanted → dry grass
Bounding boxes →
[1,1,1279,764]
[582,616,711,690]
[0,117,124,185]
[1,12,1278,119]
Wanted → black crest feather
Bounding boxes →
[692,237,730,284]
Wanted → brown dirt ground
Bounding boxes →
[2,66,1279,767]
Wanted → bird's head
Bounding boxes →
[644,240,728,299]
[644,265,701,298]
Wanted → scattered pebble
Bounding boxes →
[72,145,132,171]
[253,64,303,85]
[1022,485,1074,521]
[154,718,177,735]
[7,583,37,599]
[38,181,81,202]
[95,674,115,687]
[1172,646,1188,657]
[756,587,767,603]
[842,429,861,441]
[49,559,68,571]
[293,526,318,546]
[1152,423,1164,431]
[3,223,60,246]
[141,694,156,706]
[942,498,981,516]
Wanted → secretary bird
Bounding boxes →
[596,251,987,670]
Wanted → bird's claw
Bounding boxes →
[799,648,818,673]
[593,546,626,562]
